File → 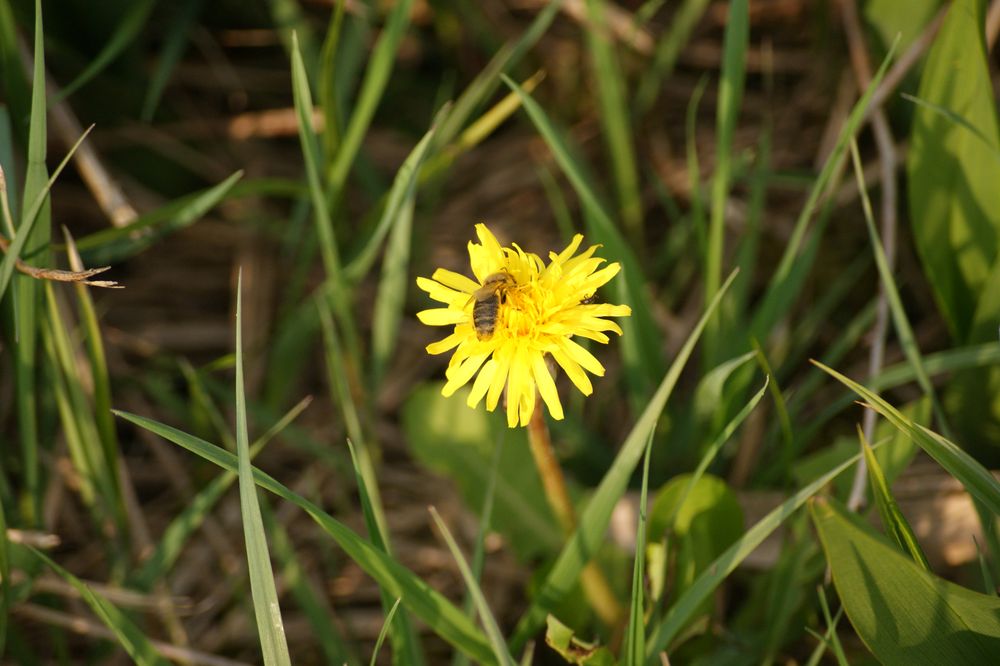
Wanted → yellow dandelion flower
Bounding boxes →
[416,223,631,427]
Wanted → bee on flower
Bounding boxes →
[416,223,631,427]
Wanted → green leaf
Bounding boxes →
[112,410,496,665]
[234,272,292,665]
[623,431,654,666]
[858,425,930,570]
[813,361,1000,516]
[544,615,615,666]
[907,0,1000,341]
[810,497,1000,664]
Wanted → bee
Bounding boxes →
[470,271,517,340]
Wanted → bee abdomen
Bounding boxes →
[473,296,500,339]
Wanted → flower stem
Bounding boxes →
[526,403,624,628]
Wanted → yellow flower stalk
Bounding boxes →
[416,223,631,427]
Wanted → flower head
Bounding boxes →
[416,224,631,427]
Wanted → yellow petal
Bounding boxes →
[467,359,497,409]
[431,268,480,294]
[426,331,464,355]
[568,329,610,344]
[531,352,563,420]
[587,303,631,317]
[553,234,584,264]
[561,337,605,376]
[476,223,506,264]
[486,344,513,411]
[581,262,621,290]
[442,352,490,397]
[551,347,593,396]
[518,386,536,427]
[468,241,492,283]
[417,308,467,326]
[417,277,465,305]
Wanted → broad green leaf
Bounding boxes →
[544,615,614,666]
[811,497,1000,664]
[907,0,1000,341]
[234,272,292,666]
[403,383,560,559]
[112,411,496,665]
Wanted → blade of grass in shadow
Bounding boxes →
[64,229,119,491]
[430,507,517,666]
[508,269,739,650]
[73,170,243,265]
[858,425,930,569]
[0,489,8,657]
[347,439,425,666]
[645,448,867,658]
[584,0,642,242]
[623,430,655,666]
[901,92,1000,163]
[345,112,439,284]
[234,271,292,666]
[812,361,1000,516]
[141,0,202,121]
[371,599,402,666]
[371,194,414,386]
[25,546,168,665]
[433,0,563,151]
[803,587,847,666]
[53,0,155,101]
[703,0,748,363]
[750,40,896,339]
[635,0,711,114]
[327,0,414,203]
[318,0,347,161]
[268,0,320,84]
[111,410,497,664]
[132,397,312,589]
[452,431,504,666]
[502,74,663,398]
[290,32,360,362]
[11,0,50,526]
[685,76,709,256]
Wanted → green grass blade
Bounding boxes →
[141,0,202,121]
[346,112,439,284]
[112,410,497,665]
[645,448,865,657]
[234,271,292,666]
[751,40,896,338]
[371,196,414,387]
[584,0,642,242]
[508,269,739,650]
[623,430,654,666]
[431,507,517,666]
[132,396,312,589]
[72,170,243,264]
[328,0,414,201]
[346,439,425,666]
[26,546,169,665]
[371,599,402,666]
[704,0,748,361]
[268,0,319,83]
[0,483,9,657]
[813,361,1000,517]
[858,425,930,569]
[635,0,711,114]
[53,0,156,101]
[502,73,663,397]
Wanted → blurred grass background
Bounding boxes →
[2,0,1000,663]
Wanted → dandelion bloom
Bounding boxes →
[416,224,631,427]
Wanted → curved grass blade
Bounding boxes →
[812,361,1000,517]
[53,0,156,101]
[26,546,168,665]
[112,411,496,664]
[645,448,866,657]
[508,269,739,650]
[431,507,517,666]
[141,0,202,121]
[235,271,292,666]
[858,425,930,569]
[371,599,403,666]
